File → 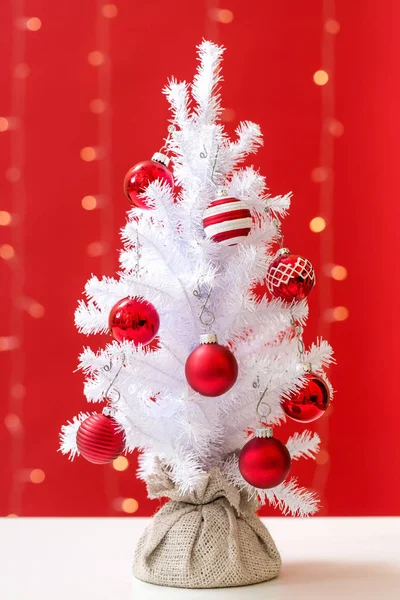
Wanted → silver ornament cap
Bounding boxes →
[255,426,273,439]
[276,247,290,257]
[152,152,170,168]
[216,188,229,198]
[102,405,116,418]
[200,333,218,344]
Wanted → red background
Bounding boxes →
[1,1,399,517]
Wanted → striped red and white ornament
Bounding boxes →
[203,193,252,246]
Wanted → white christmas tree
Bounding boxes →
[60,41,333,519]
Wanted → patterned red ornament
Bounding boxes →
[123,152,174,209]
[109,296,160,346]
[266,248,315,302]
[76,410,125,464]
[185,334,238,397]
[239,426,291,489]
[203,193,252,246]
[282,373,330,423]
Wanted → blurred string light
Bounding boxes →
[2,6,45,518]
[81,2,128,514]
[310,0,346,514]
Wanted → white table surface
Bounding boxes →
[0,517,399,599]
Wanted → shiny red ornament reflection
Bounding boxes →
[109,296,160,346]
[123,157,174,209]
[282,374,330,423]
[266,250,315,302]
[76,413,125,464]
[239,433,291,489]
[185,338,238,397]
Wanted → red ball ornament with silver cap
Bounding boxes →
[203,189,252,246]
[109,296,160,346]
[282,373,331,423]
[185,333,238,397]
[123,152,174,209]
[266,248,315,302]
[76,407,125,465]
[239,425,291,489]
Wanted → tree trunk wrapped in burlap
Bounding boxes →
[133,461,281,589]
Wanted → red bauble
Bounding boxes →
[266,248,315,302]
[123,153,174,209]
[185,334,238,397]
[239,427,291,489]
[109,296,160,346]
[282,373,330,423]
[76,412,125,464]
[203,194,252,246]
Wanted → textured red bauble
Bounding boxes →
[76,412,125,464]
[203,194,252,246]
[266,248,315,302]
[282,373,330,423]
[185,334,238,397]
[123,153,174,209]
[109,296,160,346]
[239,427,291,489]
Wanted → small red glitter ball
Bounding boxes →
[109,296,160,346]
[266,249,315,302]
[239,430,291,489]
[123,154,174,209]
[282,374,330,423]
[76,413,125,464]
[185,335,238,397]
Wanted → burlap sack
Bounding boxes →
[133,462,281,588]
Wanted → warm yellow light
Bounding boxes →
[113,456,129,472]
[0,336,19,351]
[325,19,340,34]
[4,413,23,433]
[221,107,235,122]
[87,241,107,257]
[313,70,329,86]
[5,167,21,182]
[311,166,329,183]
[212,8,234,23]
[89,98,106,114]
[28,302,45,319]
[122,498,139,514]
[88,51,105,66]
[30,469,46,484]
[81,195,97,210]
[102,4,118,18]
[331,265,347,281]
[316,449,330,465]
[26,17,42,31]
[0,117,9,132]
[15,63,31,79]
[309,216,326,233]
[332,306,349,321]
[0,211,12,225]
[0,243,15,260]
[327,118,344,137]
[80,146,97,162]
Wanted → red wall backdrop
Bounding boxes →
[1,1,399,517]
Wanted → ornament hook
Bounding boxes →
[193,279,215,328]
[254,375,272,422]
[103,353,126,405]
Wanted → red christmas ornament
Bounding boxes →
[185,334,238,397]
[239,426,291,489]
[282,373,330,423]
[203,192,252,246]
[266,248,315,302]
[123,152,174,209]
[109,296,160,346]
[76,410,125,464]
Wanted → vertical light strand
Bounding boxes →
[311,0,339,514]
[6,0,27,516]
[95,1,119,514]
